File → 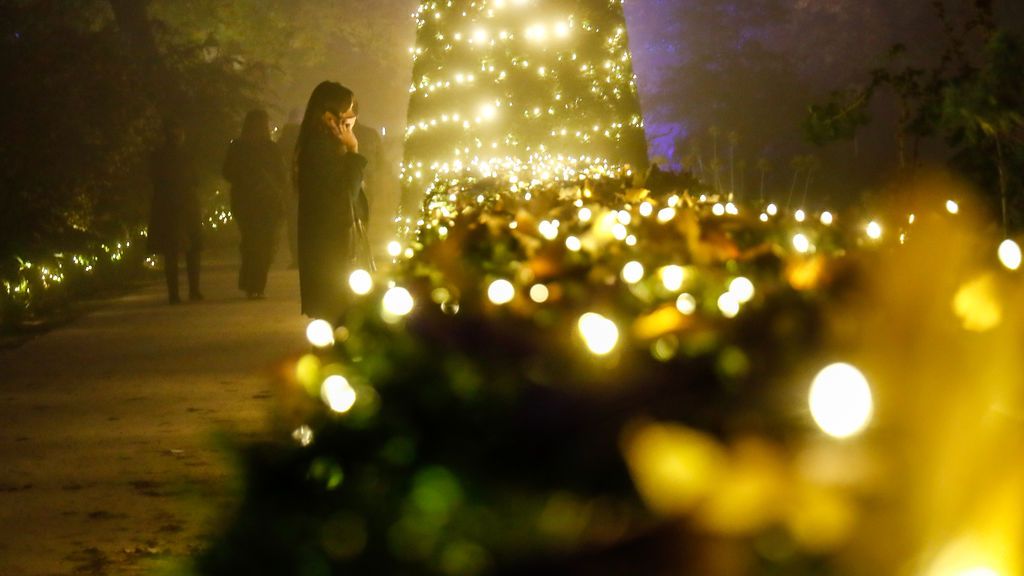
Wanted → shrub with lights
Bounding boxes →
[196,1,1024,574]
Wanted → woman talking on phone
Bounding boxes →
[294,81,367,322]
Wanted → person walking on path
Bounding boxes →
[277,108,302,270]
[295,81,367,323]
[148,119,203,305]
[223,109,288,299]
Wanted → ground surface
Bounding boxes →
[0,251,308,575]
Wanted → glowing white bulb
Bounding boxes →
[792,233,811,254]
[565,236,582,252]
[766,203,778,216]
[306,319,334,348]
[617,210,632,225]
[621,261,645,284]
[487,279,515,305]
[657,207,676,223]
[729,277,755,303]
[809,363,873,439]
[638,201,653,217]
[539,220,559,240]
[866,221,883,240]
[612,223,628,241]
[382,286,414,317]
[578,207,593,222]
[529,284,549,303]
[712,203,726,216]
[759,213,769,222]
[321,375,357,414]
[998,239,1021,271]
[387,241,403,257]
[946,199,960,214]
[726,202,739,215]
[795,209,806,222]
[676,293,697,315]
[479,103,498,120]
[348,269,373,295]
[717,292,740,318]
[660,265,684,292]
[820,211,834,226]
[578,312,619,356]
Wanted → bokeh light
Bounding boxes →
[382,287,415,318]
[487,279,515,305]
[321,375,357,414]
[306,319,335,348]
[621,261,645,284]
[578,312,619,355]
[348,269,373,295]
[809,363,873,439]
[998,239,1021,271]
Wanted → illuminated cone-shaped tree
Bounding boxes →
[401,0,648,193]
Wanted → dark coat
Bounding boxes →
[147,143,202,254]
[223,139,288,228]
[297,131,367,320]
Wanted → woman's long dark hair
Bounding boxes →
[294,81,355,191]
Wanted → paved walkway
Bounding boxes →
[0,254,308,575]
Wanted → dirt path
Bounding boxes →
[0,256,308,575]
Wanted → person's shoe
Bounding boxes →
[253,292,266,300]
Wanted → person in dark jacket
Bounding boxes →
[223,109,288,299]
[295,81,367,322]
[148,119,202,305]
[276,108,302,269]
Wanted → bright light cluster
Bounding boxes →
[404,0,647,195]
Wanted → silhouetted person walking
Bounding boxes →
[148,119,202,305]
[277,109,302,269]
[296,82,367,322]
[223,109,288,299]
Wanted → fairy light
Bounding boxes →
[539,220,559,240]
[809,362,873,439]
[306,319,335,348]
[820,211,834,226]
[487,279,515,305]
[717,292,740,318]
[387,241,403,257]
[659,265,684,292]
[382,286,415,319]
[529,284,549,303]
[766,203,778,216]
[946,200,960,214]
[657,207,676,223]
[578,312,619,355]
[997,239,1021,271]
[793,233,812,254]
[676,293,697,315]
[795,209,806,222]
[712,203,726,216]
[866,221,883,240]
[621,261,644,284]
[348,269,374,295]
[578,207,593,222]
[728,277,755,303]
[565,236,582,252]
[321,375,357,414]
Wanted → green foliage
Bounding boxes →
[805,3,1024,230]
